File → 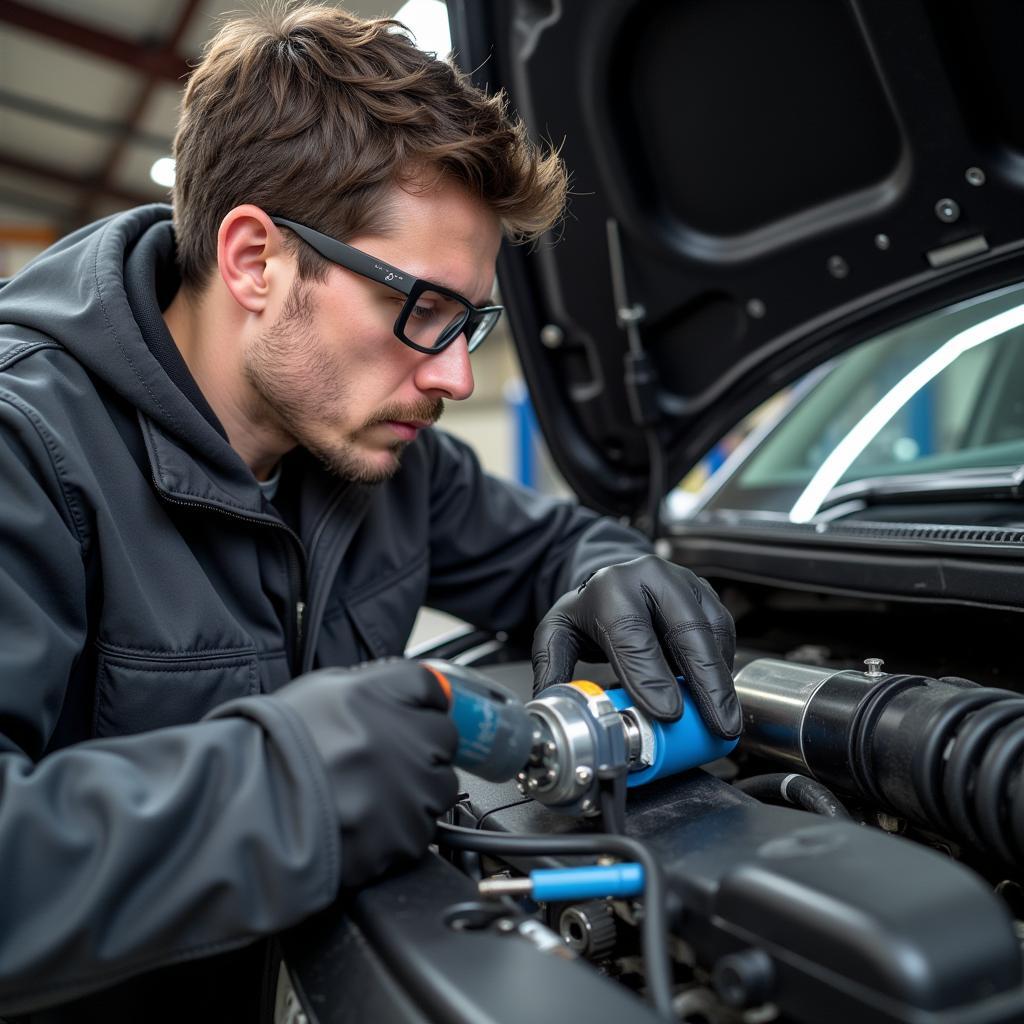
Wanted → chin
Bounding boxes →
[311,439,407,484]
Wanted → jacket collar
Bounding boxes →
[140,412,274,519]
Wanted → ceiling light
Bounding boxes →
[150,157,176,188]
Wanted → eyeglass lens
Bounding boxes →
[402,289,470,350]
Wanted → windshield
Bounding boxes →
[700,282,1024,521]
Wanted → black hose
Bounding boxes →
[435,821,674,1022]
[734,773,852,819]
[742,667,1024,865]
[599,773,628,835]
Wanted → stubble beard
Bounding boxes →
[243,280,444,484]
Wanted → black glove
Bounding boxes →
[532,554,740,736]
[273,660,458,888]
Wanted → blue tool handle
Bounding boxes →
[421,660,535,782]
[529,863,644,901]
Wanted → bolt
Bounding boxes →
[965,166,986,187]
[527,777,540,791]
[827,255,849,279]
[547,767,558,781]
[876,812,904,834]
[746,298,766,319]
[874,233,891,250]
[495,918,517,933]
[575,765,593,785]
[935,197,960,223]
[515,771,528,783]
[580,798,594,813]
[516,780,527,796]
[864,658,885,678]
[540,324,564,349]
[544,741,557,757]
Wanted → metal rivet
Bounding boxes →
[965,166,986,187]
[540,324,564,349]
[874,233,891,251]
[746,298,766,319]
[935,198,960,223]
[827,255,849,279]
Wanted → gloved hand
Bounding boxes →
[532,554,740,736]
[273,659,458,888]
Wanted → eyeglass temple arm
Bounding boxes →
[270,217,415,295]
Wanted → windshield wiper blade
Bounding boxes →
[815,464,1024,515]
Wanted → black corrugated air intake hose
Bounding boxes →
[734,659,1024,865]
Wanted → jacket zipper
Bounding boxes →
[153,485,309,674]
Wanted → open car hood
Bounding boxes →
[448,0,1024,519]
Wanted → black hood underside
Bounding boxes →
[450,0,1024,518]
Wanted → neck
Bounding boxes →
[162,283,291,480]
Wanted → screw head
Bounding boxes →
[544,741,557,757]
[580,798,594,813]
[516,780,528,795]
[746,298,766,319]
[935,197,960,223]
[874,233,891,250]
[965,166,986,187]
[575,765,593,785]
[540,324,564,349]
[495,918,517,933]
[827,255,849,279]
[527,777,540,791]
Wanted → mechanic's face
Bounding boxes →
[244,181,501,482]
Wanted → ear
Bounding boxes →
[216,205,289,314]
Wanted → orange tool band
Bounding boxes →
[422,663,453,705]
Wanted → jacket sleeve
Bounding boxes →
[0,394,340,1015]
[423,428,653,634]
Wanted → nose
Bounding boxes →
[413,334,475,401]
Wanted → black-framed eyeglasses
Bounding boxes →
[270,216,503,354]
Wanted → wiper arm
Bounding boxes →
[815,464,1024,516]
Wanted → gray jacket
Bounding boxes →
[0,205,651,1019]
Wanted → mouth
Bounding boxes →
[382,419,433,441]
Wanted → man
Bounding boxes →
[0,4,738,1020]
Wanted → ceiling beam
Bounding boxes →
[0,0,189,83]
[75,0,203,223]
[0,151,157,208]
[0,88,171,151]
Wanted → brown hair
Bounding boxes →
[172,3,567,290]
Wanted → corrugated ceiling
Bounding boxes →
[0,0,422,232]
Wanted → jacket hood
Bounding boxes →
[0,204,247,483]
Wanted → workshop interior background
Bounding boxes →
[0,0,584,645]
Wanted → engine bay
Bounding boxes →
[283,622,1024,1024]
